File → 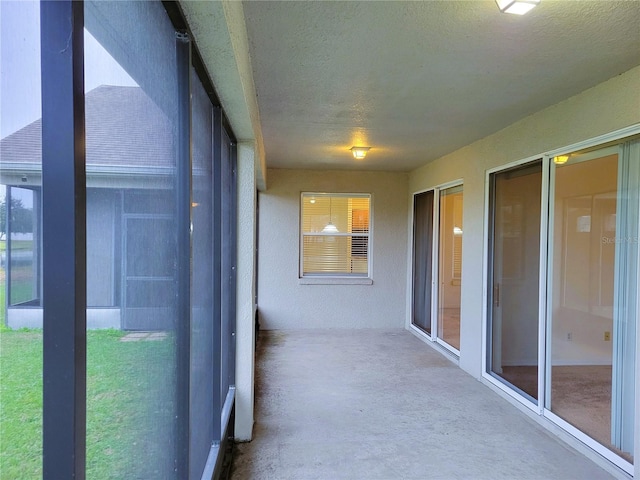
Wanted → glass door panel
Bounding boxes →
[488,161,542,402]
[548,145,636,464]
[437,186,463,351]
[7,187,40,306]
[412,191,434,335]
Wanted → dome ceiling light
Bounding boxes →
[496,0,540,15]
[350,146,371,160]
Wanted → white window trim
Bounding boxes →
[299,192,373,282]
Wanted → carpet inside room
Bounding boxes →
[500,365,633,464]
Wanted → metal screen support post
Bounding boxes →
[212,106,223,442]
[176,29,192,479]
[41,1,87,478]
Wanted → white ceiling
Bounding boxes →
[237,0,640,172]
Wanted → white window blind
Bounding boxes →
[301,193,371,276]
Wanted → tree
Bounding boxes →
[0,196,33,240]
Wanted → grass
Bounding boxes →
[0,330,41,479]
[0,240,33,252]
[0,285,5,328]
[0,328,176,480]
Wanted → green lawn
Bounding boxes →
[5,265,35,306]
[0,240,33,252]
[0,239,37,308]
[0,329,176,479]
[0,284,5,327]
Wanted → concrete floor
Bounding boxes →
[231,329,618,480]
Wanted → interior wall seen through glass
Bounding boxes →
[301,194,371,276]
[437,186,463,351]
[549,145,637,465]
[488,161,542,402]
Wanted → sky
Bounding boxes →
[0,0,137,139]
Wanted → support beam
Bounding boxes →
[41,1,86,477]
[176,30,192,479]
[234,142,257,440]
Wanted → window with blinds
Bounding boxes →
[300,193,371,276]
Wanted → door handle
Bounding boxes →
[494,283,500,307]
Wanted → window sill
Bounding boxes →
[299,277,373,285]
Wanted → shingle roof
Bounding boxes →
[1,85,174,169]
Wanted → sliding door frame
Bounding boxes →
[434,182,463,356]
[481,154,546,415]
[410,179,463,357]
[482,124,640,476]
[543,126,640,476]
[410,187,437,341]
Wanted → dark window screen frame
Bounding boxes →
[412,190,434,334]
[37,1,238,478]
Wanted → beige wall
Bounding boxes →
[258,169,408,329]
[408,65,640,378]
[235,143,257,441]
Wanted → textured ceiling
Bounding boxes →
[241,0,640,171]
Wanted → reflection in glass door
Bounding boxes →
[547,143,637,466]
[487,161,542,402]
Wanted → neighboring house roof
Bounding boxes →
[1,85,174,171]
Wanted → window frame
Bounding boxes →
[6,185,42,308]
[299,192,373,283]
[410,180,463,356]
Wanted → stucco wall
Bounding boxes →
[408,66,640,379]
[258,169,408,329]
[235,143,257,441]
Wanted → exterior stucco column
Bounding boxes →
[234,142,257,441]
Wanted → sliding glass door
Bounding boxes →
[412,184,463,353]
[412,191,434,335]
[487,161,542,402]
[547,142,637,465]
[437,186,463,351]
[485,136,638,471]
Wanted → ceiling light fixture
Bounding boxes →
[350,146,371,160]
[496,0,540,15]
[322,222,339,233]
[554,155,570,165]
[322,197,339,233]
